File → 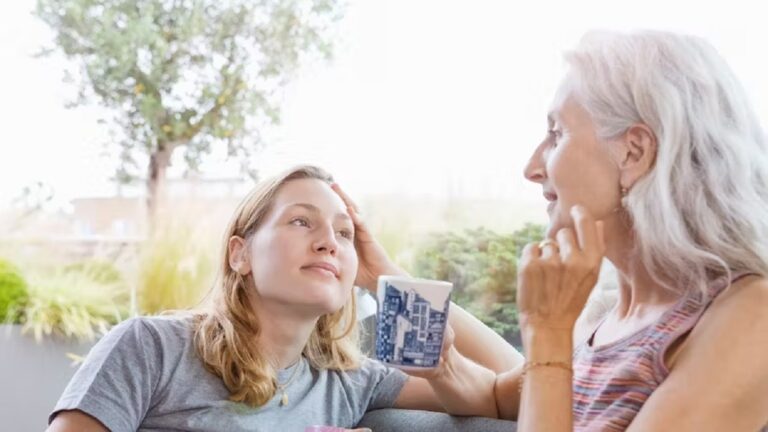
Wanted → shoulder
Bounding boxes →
[678,274,768,360]
[701,274,768,329]
[98,314,195,356]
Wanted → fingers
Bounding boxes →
[539,238,559,260]
[570,205,607,263]
[555,228,577,261]
[331,183,360,213]
[570,205,598,252]
[331,183,372,239]
[442,325,456,356]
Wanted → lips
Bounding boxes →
[301,262,340,279]
[543,190,558,213]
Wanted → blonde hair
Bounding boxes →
[192,165,362,407]
[565,30,768,295]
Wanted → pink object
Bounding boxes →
[304,426,347,432]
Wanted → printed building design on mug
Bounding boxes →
[377,281,448,367]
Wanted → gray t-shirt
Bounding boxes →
[50,315,408,432]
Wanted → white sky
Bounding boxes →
[1,0,766,215]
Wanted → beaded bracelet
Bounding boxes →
[518,360,573,394]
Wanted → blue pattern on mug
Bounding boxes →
[376,281,450,367]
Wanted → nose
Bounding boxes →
[524,141,547,184]
[312,224,339,256]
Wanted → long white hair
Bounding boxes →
[566,30,768,295]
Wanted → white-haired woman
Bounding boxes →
[499,30,768,431]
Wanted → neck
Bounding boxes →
[602,216,681,320]
[251,297,318,369]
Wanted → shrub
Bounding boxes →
[0,259,29,324]
[23,268,129,342]
[411,223,545,343]
[138,223,216,314]
[63,259,123,285]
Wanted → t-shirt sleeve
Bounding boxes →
[49,317,163,432]
[352,358,408,412]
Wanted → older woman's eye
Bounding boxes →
[547,128,562,146]
[290,217,310,227]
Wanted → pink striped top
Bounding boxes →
[572,273,766,431]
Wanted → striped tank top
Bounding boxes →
[572,273,766,431]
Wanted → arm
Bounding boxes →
[393,339,499,417]
[448,302,525,373]
[47,411,108,432]
[626,276,768,431]
[514,206,605,432]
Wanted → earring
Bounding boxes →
[620,186,628,197]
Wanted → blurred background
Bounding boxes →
[0,0,766,428]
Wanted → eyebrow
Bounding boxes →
[285,203,351,221]
[547,112,559,127]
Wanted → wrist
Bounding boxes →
[521,326,573,363]
[430,345,460,383]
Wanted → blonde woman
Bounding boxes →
[47,165,522,432]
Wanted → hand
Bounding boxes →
[331,183,407,292]
[402,324,456,381]
[516,205,606,332]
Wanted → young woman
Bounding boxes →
[47,165,520,432]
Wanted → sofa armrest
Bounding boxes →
[357,409,517,432]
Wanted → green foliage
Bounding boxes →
[138,222,216,314]
[35,0,346,210]
[23,267,129,342]
[63,259,124,284]
[411,223,545,341]
[0,259,30,324]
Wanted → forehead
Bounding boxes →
[547,75,591,126]
[271,178,347,213]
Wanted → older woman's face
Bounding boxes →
[524,79,623,238]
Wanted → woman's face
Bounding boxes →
[524,79,623,238]
[245,178,358,316]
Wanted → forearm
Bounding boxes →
[449,302,525,372]
[517,328,574,432]
[427,346,499,418]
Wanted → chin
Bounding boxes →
[305,286,349,315]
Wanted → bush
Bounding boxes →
[23,267,129,342]
[411,223,545,343]
[0,259,29,324]
[63,260,124,285]
[138,223,217,314]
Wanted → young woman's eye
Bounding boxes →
[337,229,354,240]
[290,217,310,227]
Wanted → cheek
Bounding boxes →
[341,245,359,285]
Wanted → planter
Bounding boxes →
[0,324,96,431]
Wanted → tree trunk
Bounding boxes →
[147,147,172,233]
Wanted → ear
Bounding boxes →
[616,123,657,189]
[228,236,251,275]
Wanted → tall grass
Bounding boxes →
[23,267,129,342]
[137,220,218,314]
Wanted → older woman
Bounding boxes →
[504,30,768,431]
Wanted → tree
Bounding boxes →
[35,0,345,221]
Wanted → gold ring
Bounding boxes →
[538,239,559,250]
